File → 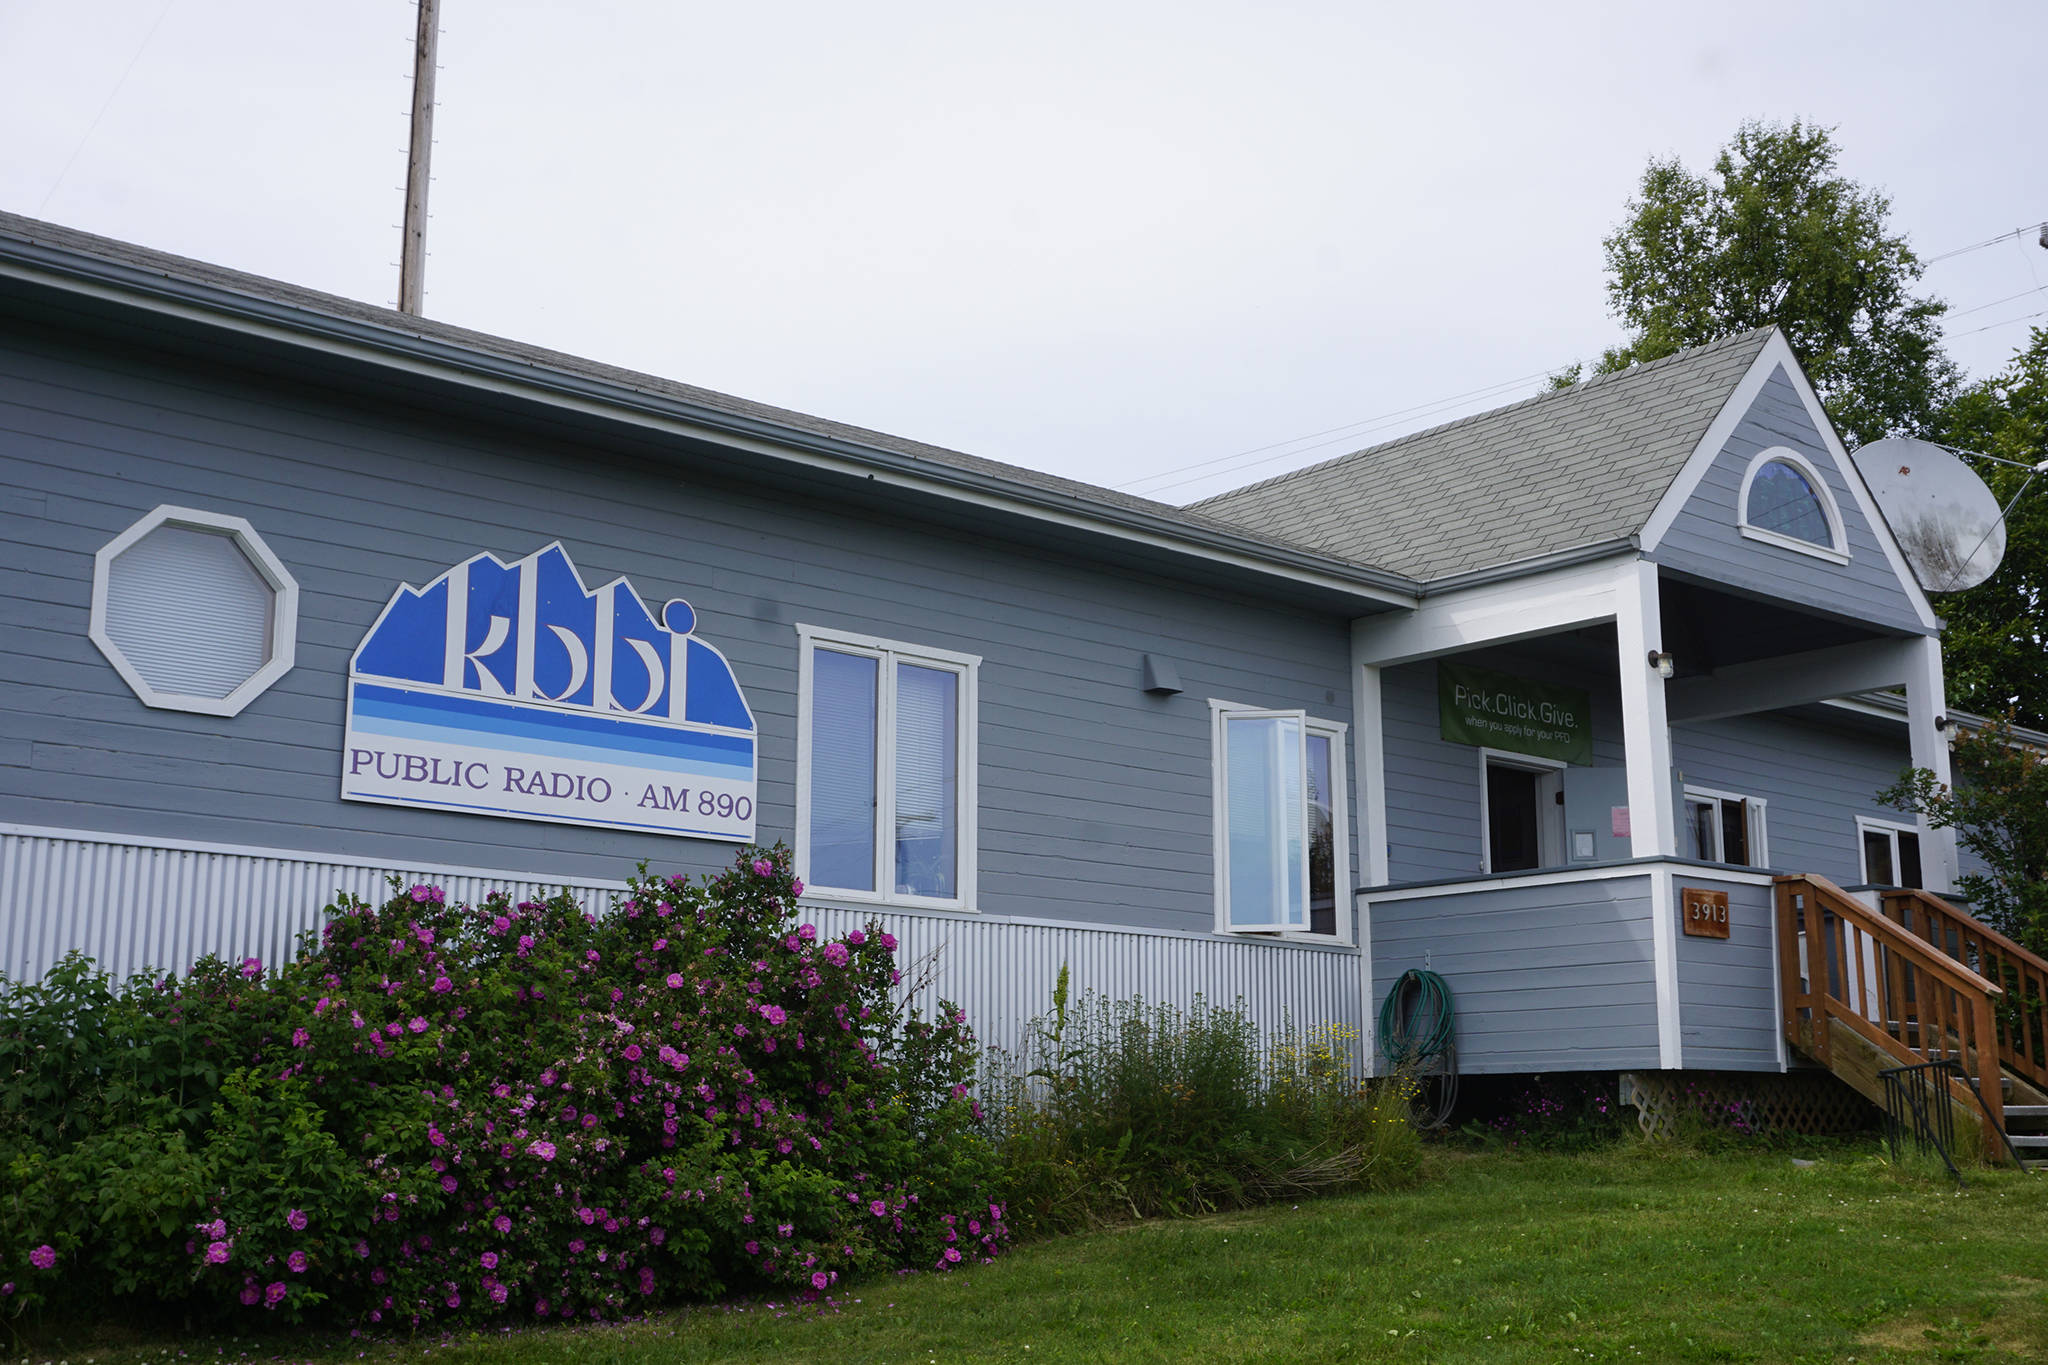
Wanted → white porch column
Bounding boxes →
[1905,633,1961,892]
[1613,561,1677,858]
[1614,560,1682,1068]
[1349,623,1390,1075]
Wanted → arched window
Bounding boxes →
[1737,448,1847,560]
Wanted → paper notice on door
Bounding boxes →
[1611,806,1632,838]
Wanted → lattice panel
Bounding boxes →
[1621,1070,1878,1139]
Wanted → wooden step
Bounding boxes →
[2005,1105,2048,1119]
[2008,1134,2048,1149]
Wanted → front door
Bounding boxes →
[1486,758,1565,873]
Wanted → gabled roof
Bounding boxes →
[0,211,1420,608]
[1191,328,1777,583]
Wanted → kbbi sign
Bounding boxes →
[1681,887,1731,939]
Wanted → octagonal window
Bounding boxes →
[90,506,299,716]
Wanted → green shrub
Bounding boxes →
[984,971,1420,1235]
[0,845,1005,1328]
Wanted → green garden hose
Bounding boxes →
[1377,968,1458,1129]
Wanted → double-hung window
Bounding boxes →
[1683,786,1768,868]
[796,625,978,910]
[1211,702,1350,938]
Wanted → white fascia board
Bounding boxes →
[0,247,1418,613]
[1351,551,1635,668]
[1665,637,1920,725]
[1639,329,1940,634]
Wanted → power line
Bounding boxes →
[1118,366,1559,497]
[1954,308,2048,339]
[36,0,178,215]
[1923,224,2044,268]
[1946,286,2048,320]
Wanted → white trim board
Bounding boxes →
[1355,859,1775,906]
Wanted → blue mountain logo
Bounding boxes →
[351,543,753,732]
[343,544,758,842]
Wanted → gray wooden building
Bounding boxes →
[0,211,1970,1088]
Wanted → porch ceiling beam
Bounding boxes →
[1351,553,1635,667]
[1664,637,1919,724]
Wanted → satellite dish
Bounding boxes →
[1852,437,2007,593]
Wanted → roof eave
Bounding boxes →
[0,231,1423,611]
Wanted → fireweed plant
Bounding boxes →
[0,845,1005,1329]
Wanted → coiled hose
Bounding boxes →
[1377,967,1458,1129]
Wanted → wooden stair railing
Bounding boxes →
[1880,887,2048,1098]
[1776,874,2007,1160]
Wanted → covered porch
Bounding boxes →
[1348,552,1955,1075]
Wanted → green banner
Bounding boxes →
[1438,661,1592,765]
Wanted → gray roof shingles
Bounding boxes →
[1187,328,1775,583]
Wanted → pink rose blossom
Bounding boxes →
[752,858,773,876]
[481,1251,499,1269]
[286,1250,307,1273]
[822,943,849,967]
[666,972,685,989]
[791,878,804,896]
[205,1240,231,1264]
[239,957,262,979]
[28,1245,55,1270]
[409,1016,429,1033]
[286,1209,307,1231]
[264,1281,287,1307]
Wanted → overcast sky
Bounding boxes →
[3,1,2043,504]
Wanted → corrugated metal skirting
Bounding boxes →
[0,829,1363,1062]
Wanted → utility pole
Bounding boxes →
[398,0,439,315]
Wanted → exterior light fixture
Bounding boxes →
[1934,714,1950,731]
[1647,650,1676,679]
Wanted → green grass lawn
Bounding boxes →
[23,1142,2048,1364]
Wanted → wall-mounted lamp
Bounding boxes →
[1934,714,1950,731]
[1646,650,1676,680]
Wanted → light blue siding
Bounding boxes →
[1671,709,1915,884]
[1381,644,1627,884]
[1672,873,1779,1071]
[1369,874,1660,1073]
[0,329,1359,937]
[1651,368,1927,634]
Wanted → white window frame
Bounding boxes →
[1477,748,1567,874]
[1856,815,1923,887]
[1736,446,1850,564]
[1209,699,1353,943]
[1682,784,1771,868]
[794,624,980,913]
[88,505,299,718]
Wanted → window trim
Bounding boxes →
[1682,784,1771,868]
[1208,698,1353,944]
[1856,815,1923,888]
[89,505,299,717]
[1736,446,1850,564]
[794,624,980,913]
[1477,748,1567,875]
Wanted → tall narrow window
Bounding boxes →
[797,626,978,909]
[1213,703,1350,938]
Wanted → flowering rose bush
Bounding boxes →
[0,845,1005,1327]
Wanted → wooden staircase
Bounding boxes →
[1776,874,2048,1167]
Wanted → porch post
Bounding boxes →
[1615,559,1682,1068]
[1613,561,1677,858]
[1350,623,1389,1076]
[1904,633,1961,893]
